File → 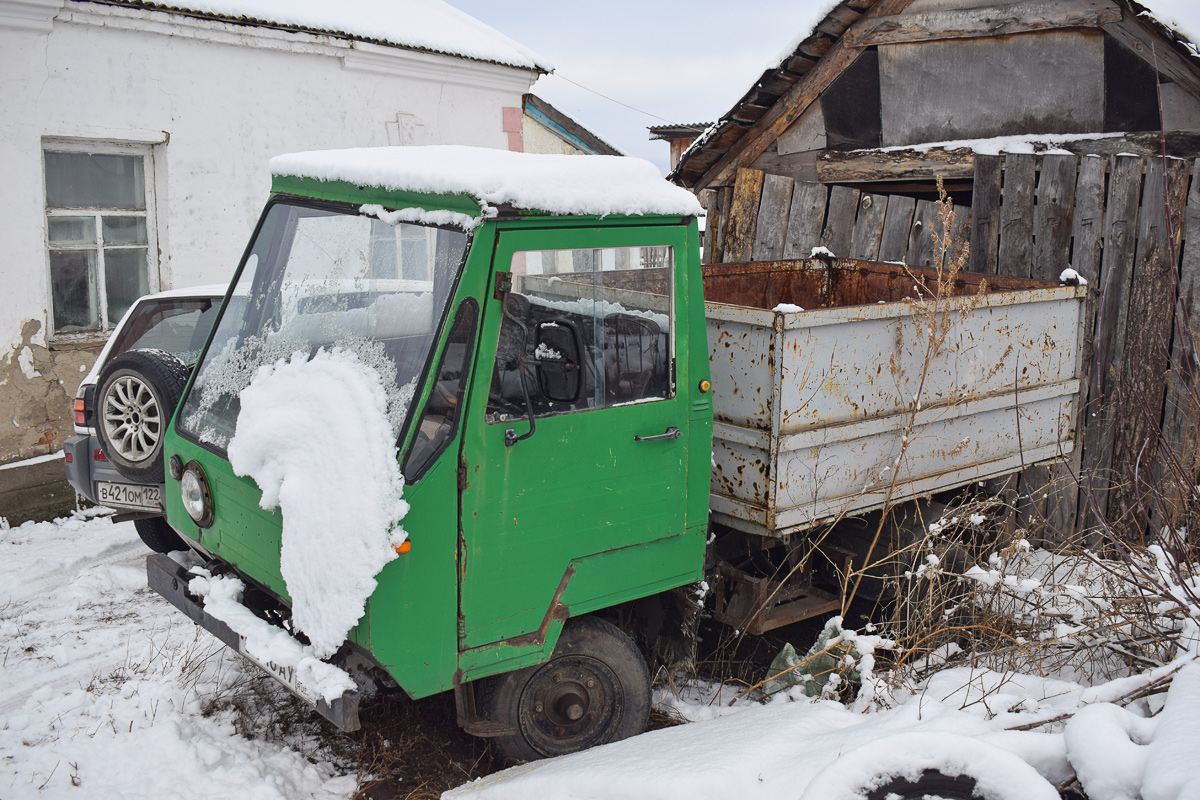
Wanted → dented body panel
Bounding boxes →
[704,257,1086,537]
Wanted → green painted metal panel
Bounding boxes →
[457,223,706,652]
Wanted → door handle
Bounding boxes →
[634,426,681,442]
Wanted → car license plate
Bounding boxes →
[96,481,162,511]
[237,636,319,706]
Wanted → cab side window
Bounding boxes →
[486,246,674,423]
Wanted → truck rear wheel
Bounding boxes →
[96,348,189,482]
[134,516,187,554]
[478,616,650,763]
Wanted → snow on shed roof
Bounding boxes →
[1134,0,1200,59]
[104,0,552,72]
[270,146,705,219]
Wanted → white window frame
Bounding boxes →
[42,138,160,340]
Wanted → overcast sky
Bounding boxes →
[444,1,835,173]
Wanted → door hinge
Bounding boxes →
[493,271,512,301]
[458,458,470,491]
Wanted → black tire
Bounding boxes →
[865,770,978,800]
[134,516,187,554]
[477,616,651,763]
[95,348,189,482]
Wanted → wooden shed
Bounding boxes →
[670,0,1200,541]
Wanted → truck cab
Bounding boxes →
[147,146,712,760]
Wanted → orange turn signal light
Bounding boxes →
[74,397,86,425]
[394,540,412,554]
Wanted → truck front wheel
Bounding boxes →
[478,616,651,763]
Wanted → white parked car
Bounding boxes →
[63,284,228,552]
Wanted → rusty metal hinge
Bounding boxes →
[492,271,512,301]
[458,458,470,491]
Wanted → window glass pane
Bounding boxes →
[487,245,673,423]
[177,204,468,451]
[104,248,149,325]
[48,216,96,245]
[109,299,218,365]
[50,250,99,331]
[45,151,145,210]
[102,216,147,245]
[404,300,478,482]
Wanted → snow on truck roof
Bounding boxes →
[106,0,551,72]
[270,146,706,221]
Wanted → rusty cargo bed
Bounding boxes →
[703,256,1087,540]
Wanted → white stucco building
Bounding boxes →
[0,0,554,483]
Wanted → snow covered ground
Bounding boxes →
[0,512,356,800]
[6,511,1200,800]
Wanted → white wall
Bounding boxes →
[0,0,537,461]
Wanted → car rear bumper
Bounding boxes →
[63,434,95,503]
[145,553,361,731]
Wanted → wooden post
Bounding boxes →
[724,168,766,263]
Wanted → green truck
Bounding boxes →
[127,145,1084,762]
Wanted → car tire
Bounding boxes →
[96,348,190,483]
[134,516,187,554]
[477,616,651,763]
[864,770,979,800]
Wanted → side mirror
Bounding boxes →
[534,318,583,403]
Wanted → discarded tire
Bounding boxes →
[865,770,978,800]
[134,516,187,554]
[96,348,190,482]
[478,616,651,763]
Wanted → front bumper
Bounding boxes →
[146,553,361,731]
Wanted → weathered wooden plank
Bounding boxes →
[878,194,915,263]
[701,190,719,266]
[998,154,1037,278]
[1103,16,1200,104]
[970,154,1002,275]
[782,181,828,259]
[821,184,861,257]
[905,199,941,268]
[1161,160,1200,529]
[1108,157,1190,538]
[1047,155,1107,537]
[1071,156,1107,283]
[697,0,918,189]
[1025,156,1079,535]
[1032,154,1079,281]
[816,148,975,183]
[723,168,765,263]
[844,0,1122,48]
[752,174,796,261]
[879,33,1104,148]
[849,192,889,260]
[1080,155,1144,531]
[713,187,732,266]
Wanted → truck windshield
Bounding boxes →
[176,200,468,451]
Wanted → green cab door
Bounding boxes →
[458,224,695,654]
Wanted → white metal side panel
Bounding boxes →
[708,285,1085,538]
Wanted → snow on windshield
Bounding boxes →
[178,203,465,450]
[226,347,409,658]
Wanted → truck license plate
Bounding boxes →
[237,636,318,706]
[96,481,162,511]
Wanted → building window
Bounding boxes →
[44,145,157,335]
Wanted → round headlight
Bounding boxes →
[180,462,213,527]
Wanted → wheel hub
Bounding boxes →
[517,655,624,757]
[102,374,161,462]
